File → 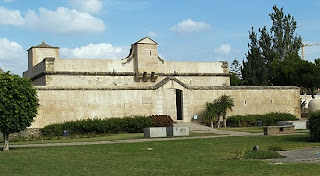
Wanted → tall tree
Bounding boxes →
[269,6,302,60]
[242,5,302,86]
[230,72,242,86]
[230,59,242,86]
[0,72,39,151]
[230,59,242,78]
[270,54,320,97]
[242,29,268,86]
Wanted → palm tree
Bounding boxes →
[204,95,234,128]
[217,95,234,127]
[204,100,222,128]
[203,102,217,128]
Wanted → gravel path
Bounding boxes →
[270,147,320,164]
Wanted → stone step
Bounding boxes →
[174,122,215,131]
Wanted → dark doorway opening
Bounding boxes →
[176,89,183,120]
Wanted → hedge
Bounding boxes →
[226,112,297,127]
[308,110,320,142]
[41,115,175,137]
[149,115,174,127]
[41,116,153,136]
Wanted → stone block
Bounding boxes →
[277,120,307,130]
[263,125,295,136]
[144,127,167,138]
[166,126,189,137]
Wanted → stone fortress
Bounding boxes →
[23,37,301,128]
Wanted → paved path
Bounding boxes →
[9,135,229,148]
[270,147,320,164]
[174,122,263,136]
[9,122,263,149]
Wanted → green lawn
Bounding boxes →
[2,132,218,145]
[1,135,320,176]
[218,127,310,135]
[218,127,264,133]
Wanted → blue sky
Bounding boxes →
[1,0,320,75]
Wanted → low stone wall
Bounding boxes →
[263,126,295,136]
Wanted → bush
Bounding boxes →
[149,115,174,127]
[227,112,297,127]
[267,143,285,151]
[41,116,153,137]
[244,150,284,159]
[308,110,320,142]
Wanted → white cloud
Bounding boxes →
[69,0,103,14]
[171,19,211,33]
[147,32,158,38]
[0,7,105,34]
[0,7,24,25]
[60,43,129,59]
[0,38,26,74]
[214,44,231,55]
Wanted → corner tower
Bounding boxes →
[27,41,59,69]
[125,37,163,82]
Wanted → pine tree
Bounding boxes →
[269,6,302,60]
[230,59,242,79]
[242,29,268,86]
[242,5,302,86]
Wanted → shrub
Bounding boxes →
[233,148,246,160]
[267,143,285,151]
[308,110,320,142]
[149,115,174,127]
[41,116,153,137]
[227,112,297,127]
[244,150,284,159]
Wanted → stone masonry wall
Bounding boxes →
[31,84,300,128]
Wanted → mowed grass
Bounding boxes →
[218,127,310,134]
[218,127,264,133]
[1,135,320,176]
[3,132,218,145]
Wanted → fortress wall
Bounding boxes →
[44,75,230,87]
[161,61,227,74]
[187,88,300,121]
[175,76,230,87]
[31,86,300,128]
[53,59,133,72]
[32,89,157,128]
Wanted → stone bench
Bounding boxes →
[263,125,295,136]
[167,126,189,137]
[144,127,189,138]
[277,120,307,130]
[144,127,167,138]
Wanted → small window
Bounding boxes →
[150,51,152,55]
[244,100,247,105]
[271,100,273,104]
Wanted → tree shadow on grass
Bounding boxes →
[0,147,21,151]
